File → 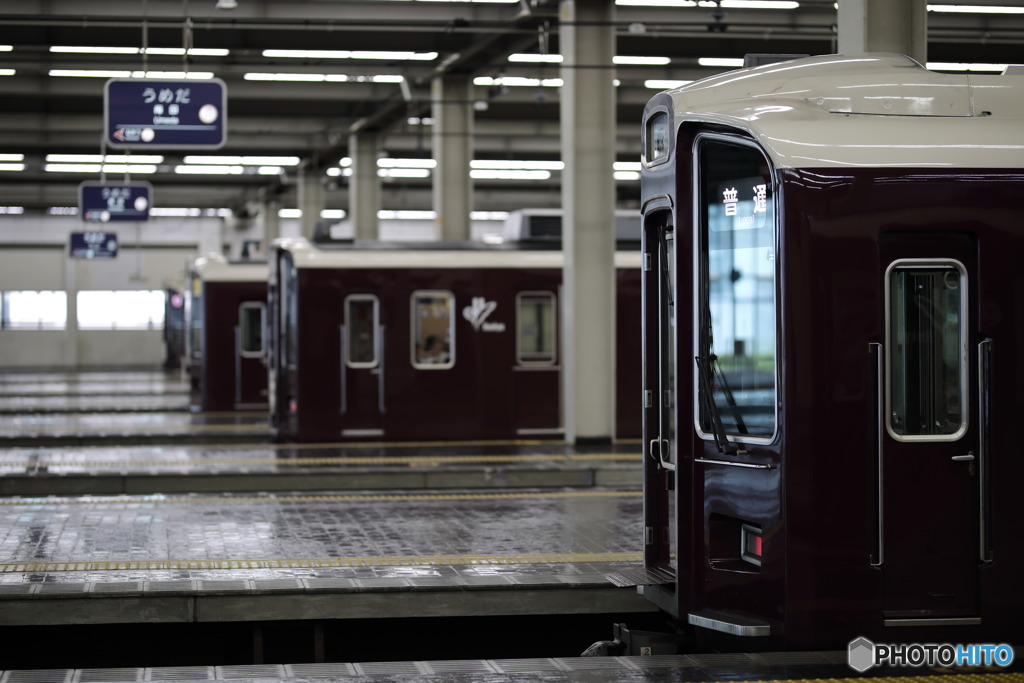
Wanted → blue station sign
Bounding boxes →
[78,181,153,223]
[69,232,119,260]
[104,78,227,148]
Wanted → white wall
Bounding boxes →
[0,214,213,369]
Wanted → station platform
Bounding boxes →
[2,653,1021,682]
[0,487,650,625]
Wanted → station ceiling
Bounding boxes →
[2,0,1023,216]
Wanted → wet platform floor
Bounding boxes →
[0,486,651,627]
[2,654,1021,682]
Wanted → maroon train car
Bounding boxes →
[186,255,269,411]
[632,54,1024,650]
[267,236,641,443]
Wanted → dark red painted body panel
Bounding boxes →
[270,253,642,443]
[194,281,268,412]
[641,132,1024,648]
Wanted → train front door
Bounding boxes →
[235,302,268,408]
[877,232,984,624]
[341,293,384,438]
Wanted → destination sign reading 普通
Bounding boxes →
[78,181,153,223]
[104,78,227,148]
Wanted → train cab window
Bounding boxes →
[886,261,966,440]
[411,291,454,369]
[239,302,266,357]
[345,294,379,368]
[516,292,556,365]
[696,136,777,443]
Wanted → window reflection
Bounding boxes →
[412,291,453,369]
[888,264,965,438]
[698,138,777,439]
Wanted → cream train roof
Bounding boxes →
[652,53,1024,169]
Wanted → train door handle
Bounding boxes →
[951,454,975,462]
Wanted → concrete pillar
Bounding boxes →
[63,257,78,368]
[838,0,927,64]
[297,163,325,241]
[560,0,617,444]
[262,198,281,249]
[349,132,381,241]
[432,75,473,242]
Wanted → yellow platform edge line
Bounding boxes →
[0,489,642,506]
[0,551,644,573]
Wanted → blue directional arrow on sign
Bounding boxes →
[79,181,153,223]
[104,78,227,148]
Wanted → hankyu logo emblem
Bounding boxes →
[462,297,505,333]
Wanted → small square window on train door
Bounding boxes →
[411,290,454,370]
[516,291,557,366]
[239,302,266,358]
[885,259,968,441]
[344,294,379,369]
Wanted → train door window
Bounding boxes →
[516,292,556,365]
[886,260,967,440]
[345,294,379,368]
[411,291,454,369]
[695,135,777,443]
[239,302,266,357]
[188,274,203,359]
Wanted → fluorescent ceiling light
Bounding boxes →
[321,209,347,219]
[509,54,562,63]
[616,0,719,6]
[183,155,300,165]
[470,211,510,221]
[258,166,285,175]
[614,161,642,171]
[928,4,1024,13]
[473,76,563,87]
[45,163,157,174]
[174,165,244,174]
[407,116,433,125]
[927,61,1009,71]
[263,49,437,61]
[0,164,25,172]
[720,0,799,8]
[699,57,744,67]
[0,207,25,214]
[46,154,164,164]
[377,158,437,169]
[49,69,214,79]
[0,46,11,52]
[472,160,564,170]
[0,69,16,76]
[645,79,693,89]
[151,208,203,217]
[50,45,230,56]
[279,208,302,218]
[470,170,552,180]
[614,56,671,65]
[378,168,431,178]
[244,73,344,82]
[614,171,641,181]
[49,207,79,215]
[0,154,25,162]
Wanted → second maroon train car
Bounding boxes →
[267,238,641,443]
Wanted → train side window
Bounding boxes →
[411,291,454,370]
[345,294,379,368]
[516,292,556,366]
[695,135,778,443]
[239,302,266,357]
[886,261,967,440]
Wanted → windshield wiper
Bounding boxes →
[696,354,738,455]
